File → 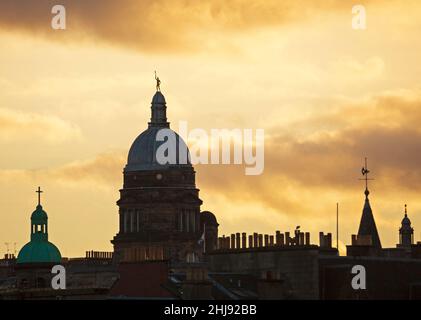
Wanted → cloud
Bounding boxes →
[3,88,419,216]
[195,89,421,215]
[0,0,384,53]
[50,151,125,185]
[329,56,385,82]
[0,107,82,144]
[1,87,420,253]
[5,89,418,216]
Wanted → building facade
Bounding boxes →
[111,90,216,264]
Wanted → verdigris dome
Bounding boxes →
[17,241,61,264]
[125,91,191,172]
[31,205,48,223]
[17,191,62,264]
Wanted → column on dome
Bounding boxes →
[191,211,195,232]
[119,210,124,233]
[130,210,135,232]
[185,210,190,232]
[124,210,128,233]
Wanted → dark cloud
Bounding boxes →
[2,91,419,218]
[0,0,381,52]
[196,91,421,213]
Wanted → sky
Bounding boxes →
[1,0,421,257]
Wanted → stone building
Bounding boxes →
[2,85,421,300]
[111,89,217,264]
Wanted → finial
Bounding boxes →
[405,204,408,217]
[154,71,161,92]
[360,157,374,198]
[36,186,43,206]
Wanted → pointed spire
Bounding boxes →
[357,159,382,248]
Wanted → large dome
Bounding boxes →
[125,127,191,172]
[125,91,191,172]
[17,241,61,264]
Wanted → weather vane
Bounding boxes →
[360,157,374,197]
[154,71,161,92]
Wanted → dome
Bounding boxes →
[125,127,191,172]
[402,214,411,226]
[17,189,62,265]
[31,205,48,223]
[201,211,219,226]
[125,90,191,172]
[17,240,61,264]
[152,91,166,104]
[400,205,413,232]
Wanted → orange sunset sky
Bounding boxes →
[1,0,421,257]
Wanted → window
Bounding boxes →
[136,210,141,232]
[190,211,195,232]
[123,210,128,233]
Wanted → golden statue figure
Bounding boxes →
[155,71,161,92]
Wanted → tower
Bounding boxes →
[111,82,203,263]
[398,204,414,247]
[17,187,62,264]
[16,187,62,289]
[356,159,382,248]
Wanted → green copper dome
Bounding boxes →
[17,189,62,264]
[31,205,48,223]
[17,241,61,264]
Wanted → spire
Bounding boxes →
[360,157,373,199]
[399,204,414,246]
[401,204,412,228]
[149,72,169,128]
[30,187,49,242]
[357,158,382,248]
